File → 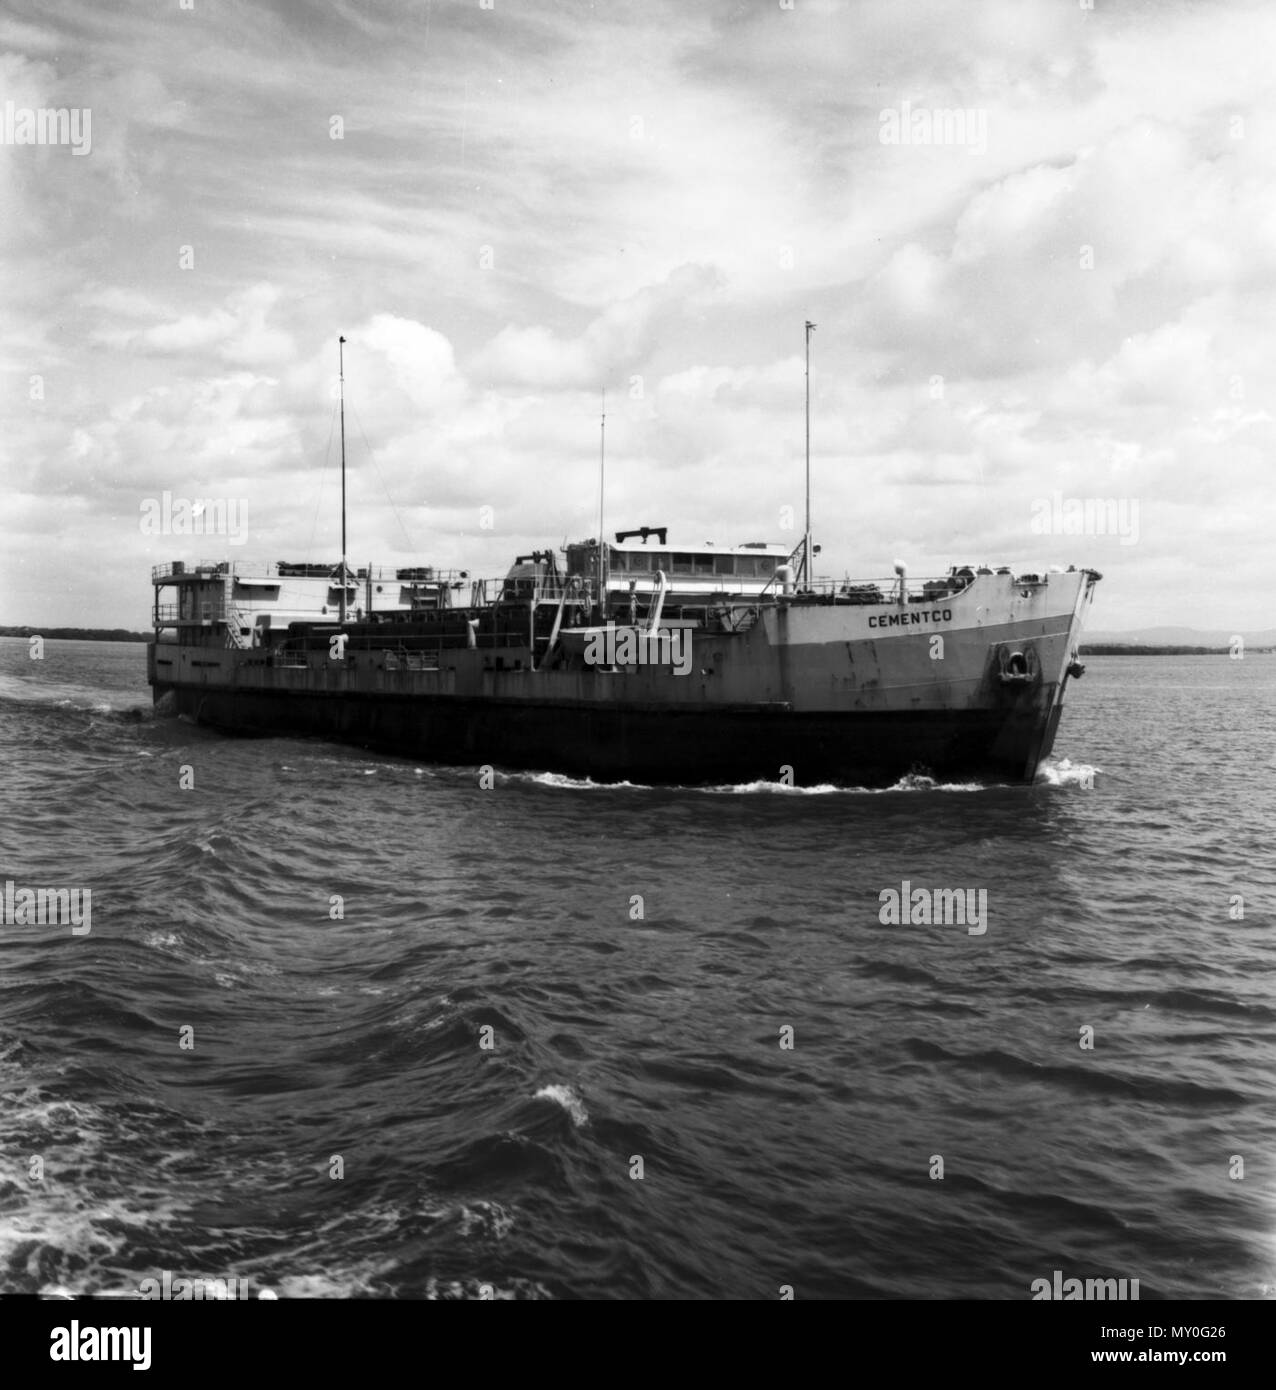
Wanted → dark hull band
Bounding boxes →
[157,682,1067,787]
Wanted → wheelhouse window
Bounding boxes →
[714,555,735,576]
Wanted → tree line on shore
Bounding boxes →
[0,626,150,643]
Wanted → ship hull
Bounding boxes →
[156,681,1066,786]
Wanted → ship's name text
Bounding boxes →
[868,609,953,629]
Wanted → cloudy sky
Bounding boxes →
[2,0,1273,631]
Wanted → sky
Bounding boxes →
[2,0,1274,631]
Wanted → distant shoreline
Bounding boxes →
[0,627,150,643]
[1081,644,1272,656]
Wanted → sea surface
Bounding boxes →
[0,637,1273,1300]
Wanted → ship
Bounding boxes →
[147,336,1100,787]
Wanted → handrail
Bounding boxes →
[151,560,472,584]
[151,560,1043,604]
[756,539,806,601]
[738,572,1003,604]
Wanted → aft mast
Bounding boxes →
[804,319,816,586]
[597,388,606,620]
[339,334,348,624]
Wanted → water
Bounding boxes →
[1,637,1273,1299]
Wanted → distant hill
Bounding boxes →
[0,627,150,643]
[1083,626,1276,649]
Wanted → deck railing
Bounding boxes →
[151,560,473,584]
[151,603,226,624]
[754,573,1010,604]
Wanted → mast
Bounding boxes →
[804,319,816,586]
[339,334,348,624]
[598,388,606,619]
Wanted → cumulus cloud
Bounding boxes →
[473,264,723,389]
[94,284,295,368]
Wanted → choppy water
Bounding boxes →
[1,637,1273,1299]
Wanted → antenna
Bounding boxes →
[339,334,348,624]
[598,389,606,619]
[805,320,816,587]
